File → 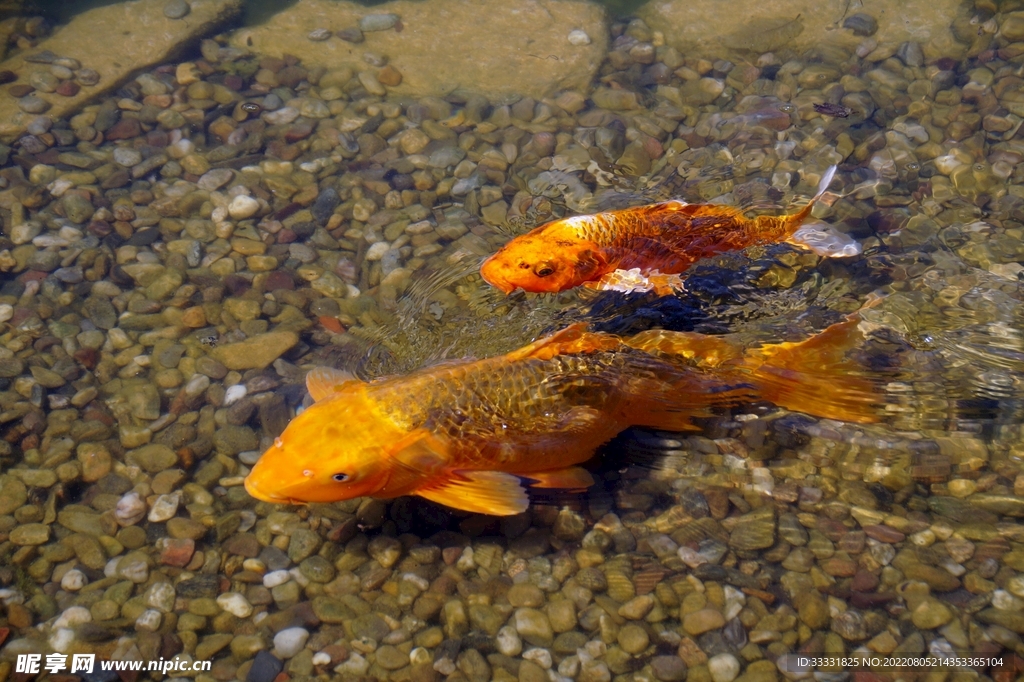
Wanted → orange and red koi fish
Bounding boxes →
[480,166,838,294]
[244,309,880,516]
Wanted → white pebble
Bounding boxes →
[11,221,42,245]
[263,106,300,126]
[228,194,260,220]
[365,241,390,261]
[118,557,150,584]
[559,656,580,677]
[49,627,76,653]
[58,226,84,242]
[148,493,180,522]
[263,570,292,588]
[54,606,92,629]
[992,589,1023,611]
[289,567,310,587]
[135,609,163,632]
[410,647,432,665]
[273,627,310,658]
[115,491,146,526]
[224,384,247,406]
[217,592,253,618]
[60,569,87,591]
[568,29,591,45]
[0,589,24,605]
[523,648,552,669]
[0,305,12,323]
[167,138,194,159]
[335,653,368,676]
[311,652,331,666]
[496,625,522,656]
[48,177,74,197]
[113,147,143,167]
[708,653,741,682]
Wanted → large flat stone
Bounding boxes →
[639,0,970,61]
[230,0,608,100]
[0,0,241,143]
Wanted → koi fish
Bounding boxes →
[244,310,880,516]
[480,166,839,294]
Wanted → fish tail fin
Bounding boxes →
[749,165,837,242]
[778,164,838,232]
[739,313,882,424]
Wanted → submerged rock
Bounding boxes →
[639,0,968,61]
[230,0,608,99]
[0,0,242,142]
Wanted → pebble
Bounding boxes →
[0,13,1019,682]
[228,194,260,220]
[496,625,523,656]
[273,627,310,658]
[115,491,147,526]
[217,592,254,618]
[652,656,688,682]
[843,12,878,36]
[708,653,740,682]
[163,0,190,18]
[568,29,592,46]
[359,13,399,31]
[683,609,726,636]
[148,493,180,522]
[18,95,50,114]
[60,569,87,591]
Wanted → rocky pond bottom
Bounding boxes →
[4,0,1024,681]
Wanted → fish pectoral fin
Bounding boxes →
[523,466,595,491]
[389,429,450,475]
[505,324,589,362]
[306,366,361,401]
[415,470,529,516]
[506,324,623,361]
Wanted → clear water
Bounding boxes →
[1,1,1023,681]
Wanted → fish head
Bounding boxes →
[244,390,401,505]
[481,228,608,293]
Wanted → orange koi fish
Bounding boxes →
[244,310,880,516]
[481,166,838,294]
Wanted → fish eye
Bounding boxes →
[332,473,349,482]
[533,262,556,277]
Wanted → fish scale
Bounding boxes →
[245,309,881,516]
[366,348,686,471]
[480,165,838,294]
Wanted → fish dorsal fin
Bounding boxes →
[415,470,529,516]
[306,366,360,401]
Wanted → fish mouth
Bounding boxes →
[244,475,288,504]
[480,261,515,294]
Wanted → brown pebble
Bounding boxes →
[862,524,905,543]
[9,84,34,97]
[0,71,16,84]
[74,348,99,369]
[850,570,880,592]
[378,65,403,87]
[55,80,80,97]
[105,118,142,140]
[7,603,32,629]
[160,538,196,567]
